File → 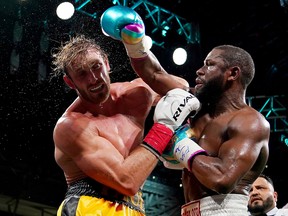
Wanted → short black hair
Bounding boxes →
[259,173,274,188]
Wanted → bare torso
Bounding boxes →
[182,106,269,202]
[54,80,159,185]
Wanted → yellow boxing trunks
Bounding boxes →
[181,194,249,216]
[57,178,145,216]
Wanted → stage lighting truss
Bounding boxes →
[246,95,288,133]
[72,0,200,48]
[74,0,98,18]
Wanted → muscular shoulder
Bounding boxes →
[230,106,270,132]
[54,112,95,148]
[225,107,270,149]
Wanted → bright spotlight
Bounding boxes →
[56,2,75,20]
[143,35,153,50]
[173,47,187,65]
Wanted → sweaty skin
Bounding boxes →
[53,48,189,196]
[183,106,269,201]
[130,47,270,202]
[54,82,154,185]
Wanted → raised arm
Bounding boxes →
[100,5,189,95]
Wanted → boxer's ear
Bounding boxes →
[63,74,76,89]
[105,59,111,72]
[228,66,240,81]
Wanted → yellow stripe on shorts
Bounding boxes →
[57,195,145,216]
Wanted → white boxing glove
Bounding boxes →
[154,88,201,131]
[142,88,201,157]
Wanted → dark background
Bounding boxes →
[1,0,288,210]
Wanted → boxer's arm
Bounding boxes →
[190,111,270,194]
[100,5,189,95]
[121,17,188,93]
[130,51,189,95]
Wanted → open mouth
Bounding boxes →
[90,84,103,93]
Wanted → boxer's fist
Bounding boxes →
[100,5,144,40]
[142,88,201,157]
[161,123,207,170]
[100,5,149,58]
[153,88,200,131]
[162,124,196,164]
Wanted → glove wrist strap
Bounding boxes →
[143,123,174,157]
[174,138,207,171]
[123,35,150,58]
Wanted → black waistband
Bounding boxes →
[65,178,145,213]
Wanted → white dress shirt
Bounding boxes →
[266,207,288,216]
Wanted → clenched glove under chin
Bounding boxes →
[141,88,201,158]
